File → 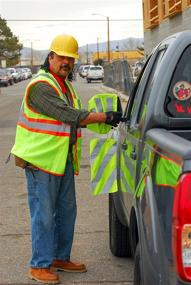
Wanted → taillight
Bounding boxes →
[172,173,191,281]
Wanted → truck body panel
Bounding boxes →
[109,31,191,284]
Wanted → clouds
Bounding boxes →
[1,0,143,49]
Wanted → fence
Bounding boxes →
[103,60,134,96]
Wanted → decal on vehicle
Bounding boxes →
[173,81,191,101]
[174,103,191,113]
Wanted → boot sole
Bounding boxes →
[52,267,87,273]
[28,272,60,284]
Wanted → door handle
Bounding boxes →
[130,150,137,160]
[122,143,128,150]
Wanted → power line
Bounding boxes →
[6,18,143,22]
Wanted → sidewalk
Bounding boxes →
[101,84,129,103]
[0,80,133,284]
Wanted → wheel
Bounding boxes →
[129,211,139,258]
[109,194,132,257]
[134,244,143,285]
[87,79,91,83]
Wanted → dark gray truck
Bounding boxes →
[109,31,191,285]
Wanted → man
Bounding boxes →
[11,34,121,284]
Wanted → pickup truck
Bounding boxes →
[86,65,104,83]
[109,31,191,285]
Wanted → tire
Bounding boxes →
[109,194,132,257]
[134,244,143,285]
[129,212,138,258]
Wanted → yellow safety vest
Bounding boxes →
[11,70,82,176]
[88,93,119,195]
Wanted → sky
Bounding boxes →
[0,0,143,50]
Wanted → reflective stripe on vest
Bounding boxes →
[120,151,135,193]
[18,107,71,136]
[87,93,118,134]
[90,138,118,195]
[90,97,113,113]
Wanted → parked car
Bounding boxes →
[131,61,144,82]
[6,68,20,83]
[107,31,191,285]
[79,65,91,78]
[86,65,104,83]
[24,68,32,79]
[5,69,15,85]
[0,69,14,87]
[16,68,26,81]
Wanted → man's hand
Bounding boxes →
[105,111,123,127]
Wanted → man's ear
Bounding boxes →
[49,52,55,60]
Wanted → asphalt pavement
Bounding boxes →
[0,76,133,285]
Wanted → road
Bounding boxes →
[0,76,133,285]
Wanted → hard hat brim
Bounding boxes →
[51,49,79,59]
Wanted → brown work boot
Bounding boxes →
[52,259,87,273]
[28,268,60,284]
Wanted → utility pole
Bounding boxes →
[30,42,33,69]
[92,14,111,63]
[86,44,89,64]
[97,37,100,62]
[107,16,110,63]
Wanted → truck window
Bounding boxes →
[136,49,166,124]
[124,48,166,125]
[124,56,151,120]
[164,45,191,118]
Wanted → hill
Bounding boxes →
[79,37,144,53]
[21,37,144,62]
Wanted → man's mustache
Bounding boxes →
[60,64,71,71]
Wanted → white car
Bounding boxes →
[86,66,104,83]
[79,65,91,78]
[6,67,20,83]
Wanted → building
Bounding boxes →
[143,0,191,55]
[91,50,144,65]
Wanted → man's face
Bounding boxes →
[49,52,75,78]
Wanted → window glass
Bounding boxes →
[124,57,150,119]
[165,46,191,118]
[90,67,103,71]
[137,49,166,123]
[125,48,166,125]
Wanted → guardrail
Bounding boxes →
[103,60,134,96]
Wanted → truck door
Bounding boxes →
[118,48,167,209]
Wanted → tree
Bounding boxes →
[93,58,104,66]
[0,16,23,67]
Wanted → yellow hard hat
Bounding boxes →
[49,34,79,59]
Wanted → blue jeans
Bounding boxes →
[25,158,76,268]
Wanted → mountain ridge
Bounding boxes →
[21,37,144,59]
